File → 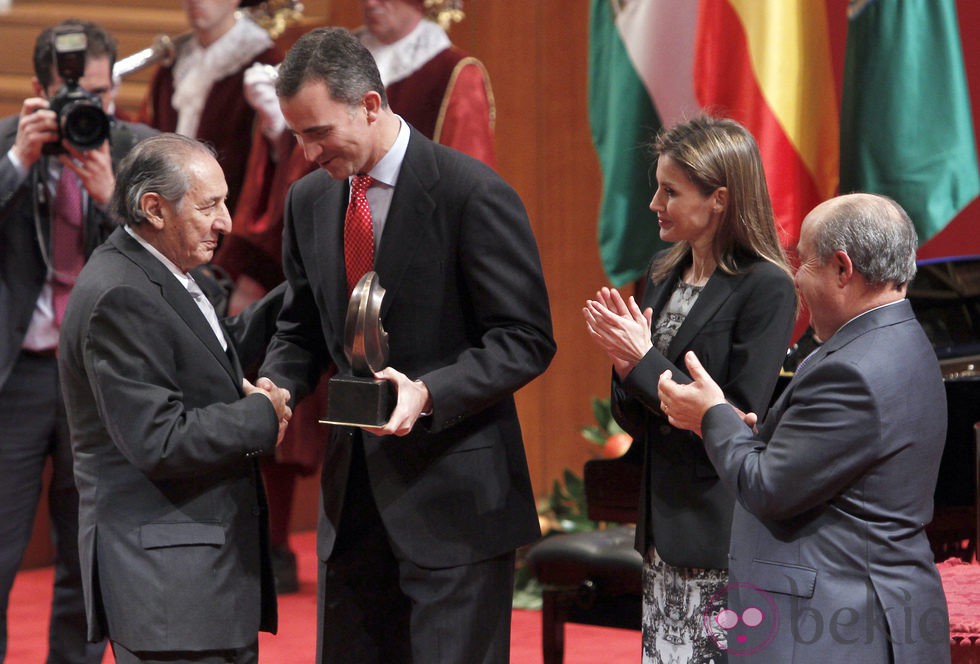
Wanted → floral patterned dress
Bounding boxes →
[643,281,728,664]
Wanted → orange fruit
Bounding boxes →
[602,432,633,458]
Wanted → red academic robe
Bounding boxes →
[139,45,282,217]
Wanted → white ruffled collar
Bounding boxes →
[171,16,273,138]
[360,19,450,87]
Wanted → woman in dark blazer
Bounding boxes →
[583,115,797,664]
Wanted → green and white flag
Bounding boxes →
[588,0,699,286]
[840,0,979,243]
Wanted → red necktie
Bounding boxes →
[51,170,84,324]
[344,174,375,294]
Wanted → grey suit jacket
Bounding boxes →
[58,227,279,652]
[0,113,156,390]
[261,127,556,568]
[611,254,797,568]
[702,300,950,663]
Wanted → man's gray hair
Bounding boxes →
[111,133,216,227]
[812,193,918,289]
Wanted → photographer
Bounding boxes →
[0,19,155,664]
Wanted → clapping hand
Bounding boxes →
[583,286,654,378]
[657,351,727,437]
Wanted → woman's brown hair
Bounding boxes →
[647,115,793,285]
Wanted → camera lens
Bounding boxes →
[61,100,110,151]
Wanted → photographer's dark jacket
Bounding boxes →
[0,113,157,390]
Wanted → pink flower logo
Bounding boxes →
[703,582,779,656]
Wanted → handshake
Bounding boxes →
[243,376,292,445]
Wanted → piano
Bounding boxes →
[907,256,980,561]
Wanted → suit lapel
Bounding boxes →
[665,269,740,363]
[223,329,245,386]
[791,300,915,380]
[822,299,915,357]
[642,269,677,324]
[315,128,435,349]
[110,229,240,388]
[763,300,916,428]
[312,176,349,359]
[373,128,435,319]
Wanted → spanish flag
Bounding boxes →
[589,0,839,286]
[694,0,839,254]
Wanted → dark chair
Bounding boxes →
[526,445,644,664]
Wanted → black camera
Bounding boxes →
[42,28,111,155]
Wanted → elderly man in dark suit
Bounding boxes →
[0,19,156,664]
[58,133,291,663]
[659,193,950,663]
[258,27,555,664]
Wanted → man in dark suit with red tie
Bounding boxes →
[259,27,556,664]
[0,20,155,664]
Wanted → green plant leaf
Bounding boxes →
[607,418,625,436]
[580,424,607,445]
[512,576,543,610]
[590,396,612,431]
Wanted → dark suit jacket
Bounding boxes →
[611,254,796,568]
[0,113,156,390]
[260,127,556,568]
[702,300,949,663]
[58,227,279,652]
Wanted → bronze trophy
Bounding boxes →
[320,271,395,426]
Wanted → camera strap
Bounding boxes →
[31,157,55,279]
[32,156,84,284]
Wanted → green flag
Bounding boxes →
[588,0,666,286]
[840,0,979,243]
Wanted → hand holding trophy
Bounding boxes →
[320,271,396,426]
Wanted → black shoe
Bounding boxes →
[270,544,300,594]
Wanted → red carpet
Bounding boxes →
[8,530,640,663]
[939,558,980,664]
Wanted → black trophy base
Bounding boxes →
[320,375,396,427]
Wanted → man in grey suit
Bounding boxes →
[58,133,292,663]
[658,192,950,663]
[259,27,555,664]
[0,19,156,664]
